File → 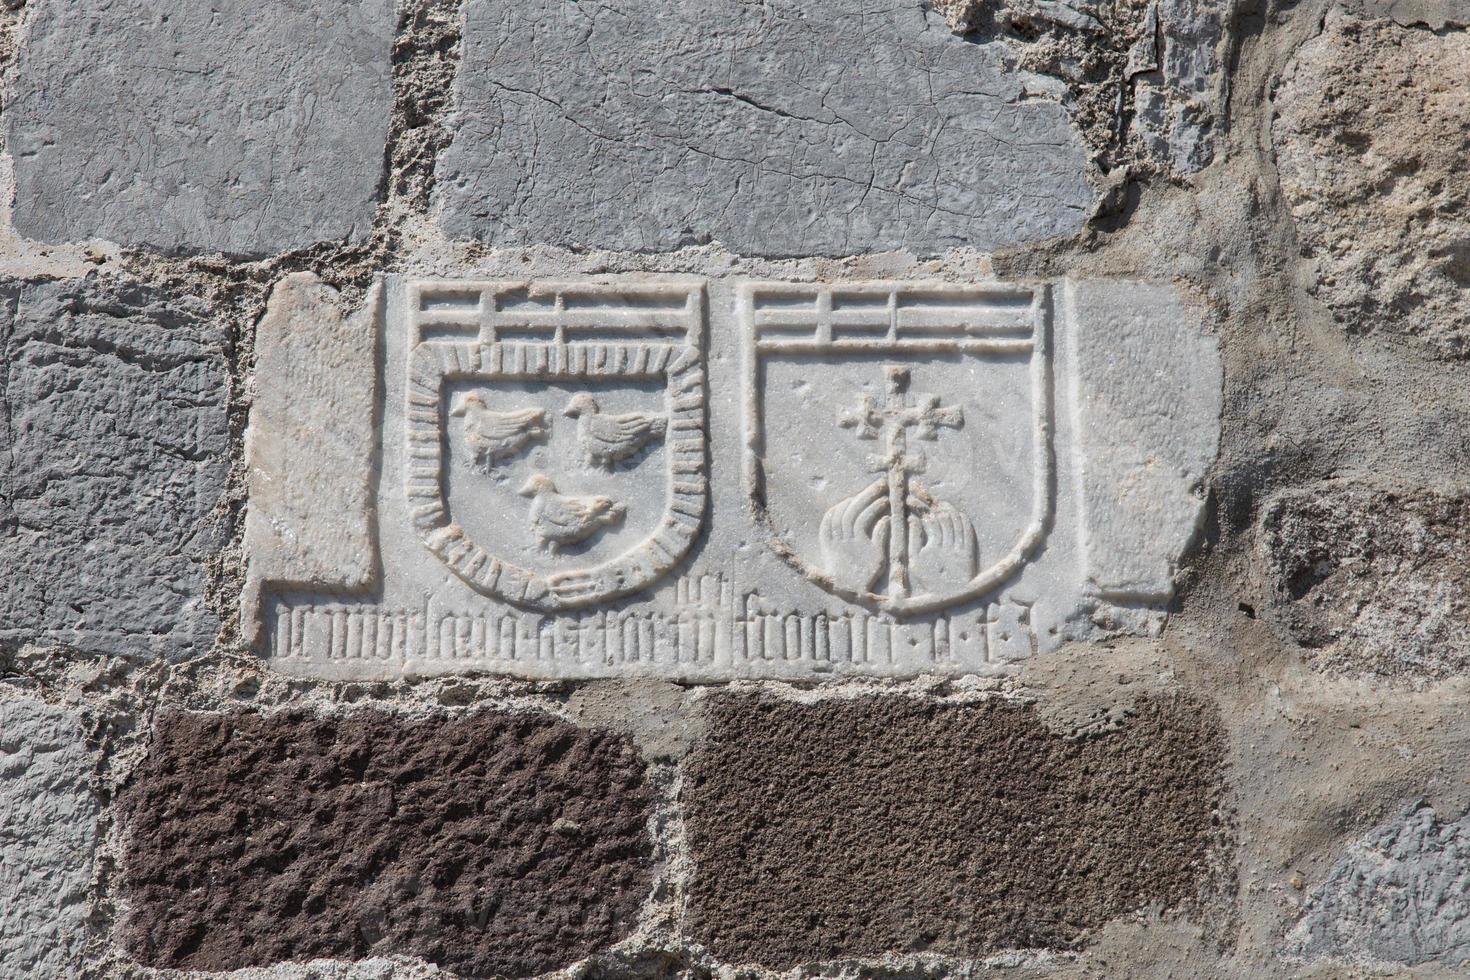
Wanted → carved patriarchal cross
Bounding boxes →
[837,366,964,597]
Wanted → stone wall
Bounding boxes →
[3,0,1470,977]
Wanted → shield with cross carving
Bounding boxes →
[742,281,1054,615]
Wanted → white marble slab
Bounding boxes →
[246,274,1220,680]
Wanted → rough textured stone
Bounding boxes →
[436,0,1096,256]
[926,0,1222,176]
[1260,484,1470,677]
[116,709,653,977]
[683,692,1228,966]
[1273,11,1470,357]
[242,274,381,646]
[0,697,99,977]
[6,0,393,257]
[1129,0,1224,173]
[1286,802,1470,968]
[0,277,229,658]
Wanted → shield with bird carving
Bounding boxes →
[402,279,707,611]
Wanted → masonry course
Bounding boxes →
[0,0,1468,976]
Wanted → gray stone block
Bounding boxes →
[436,0,1096,256]
[0,277,230,657]
[6,0,394,257]
[0,697,99,978]
[1286,803,1470,968]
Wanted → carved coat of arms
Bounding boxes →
[403,281,707,611]
[744,282,1053,615]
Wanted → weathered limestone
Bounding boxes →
[0,277,230,658]
[436,0,1096,255]
[0,697,99,976]
[1273,10,1470,357]
[242,274,382,646]
[1260,484,1470,677]
[6,0,393,256]
[1286,803,1470,968]
[116,709,653,975]
[247,275,1220,679]
[683,691,1228,966]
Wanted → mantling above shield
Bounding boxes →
[404,281,707,612]
[743,282,1054,616]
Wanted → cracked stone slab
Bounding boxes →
[1285,802,1470,968]
[0,697,100,976]
[248,274,1219,680]
[684,691,1229,966]
[436,0,1097,255]
[0,276,230,658]
[6,0,393,257]
[116,708,653,975]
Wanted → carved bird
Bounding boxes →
[563,393,667,469]
[449,393,547,471]
[517,474,625,553]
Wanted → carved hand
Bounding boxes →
[818,479,890,593]
[906,494,977,594]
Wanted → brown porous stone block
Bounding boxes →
[683,691,1229,967]
[115,709,654,977]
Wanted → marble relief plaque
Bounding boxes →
[245,275,1220,680]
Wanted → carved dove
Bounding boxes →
[517,474,625,554]
[563,393,668,469]
[449,392,548,472]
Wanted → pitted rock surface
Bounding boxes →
[1286,802,1470,968]
[1274,11,1470,357]
[0,277,229,658]
[6,0,393,256]
[0,698,100,977]
[1260,484,1470,677]
[115,709,653,977]
[683,692,1228,966]
[437,0,1096,255]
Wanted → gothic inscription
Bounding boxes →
[246,274,1220,681]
